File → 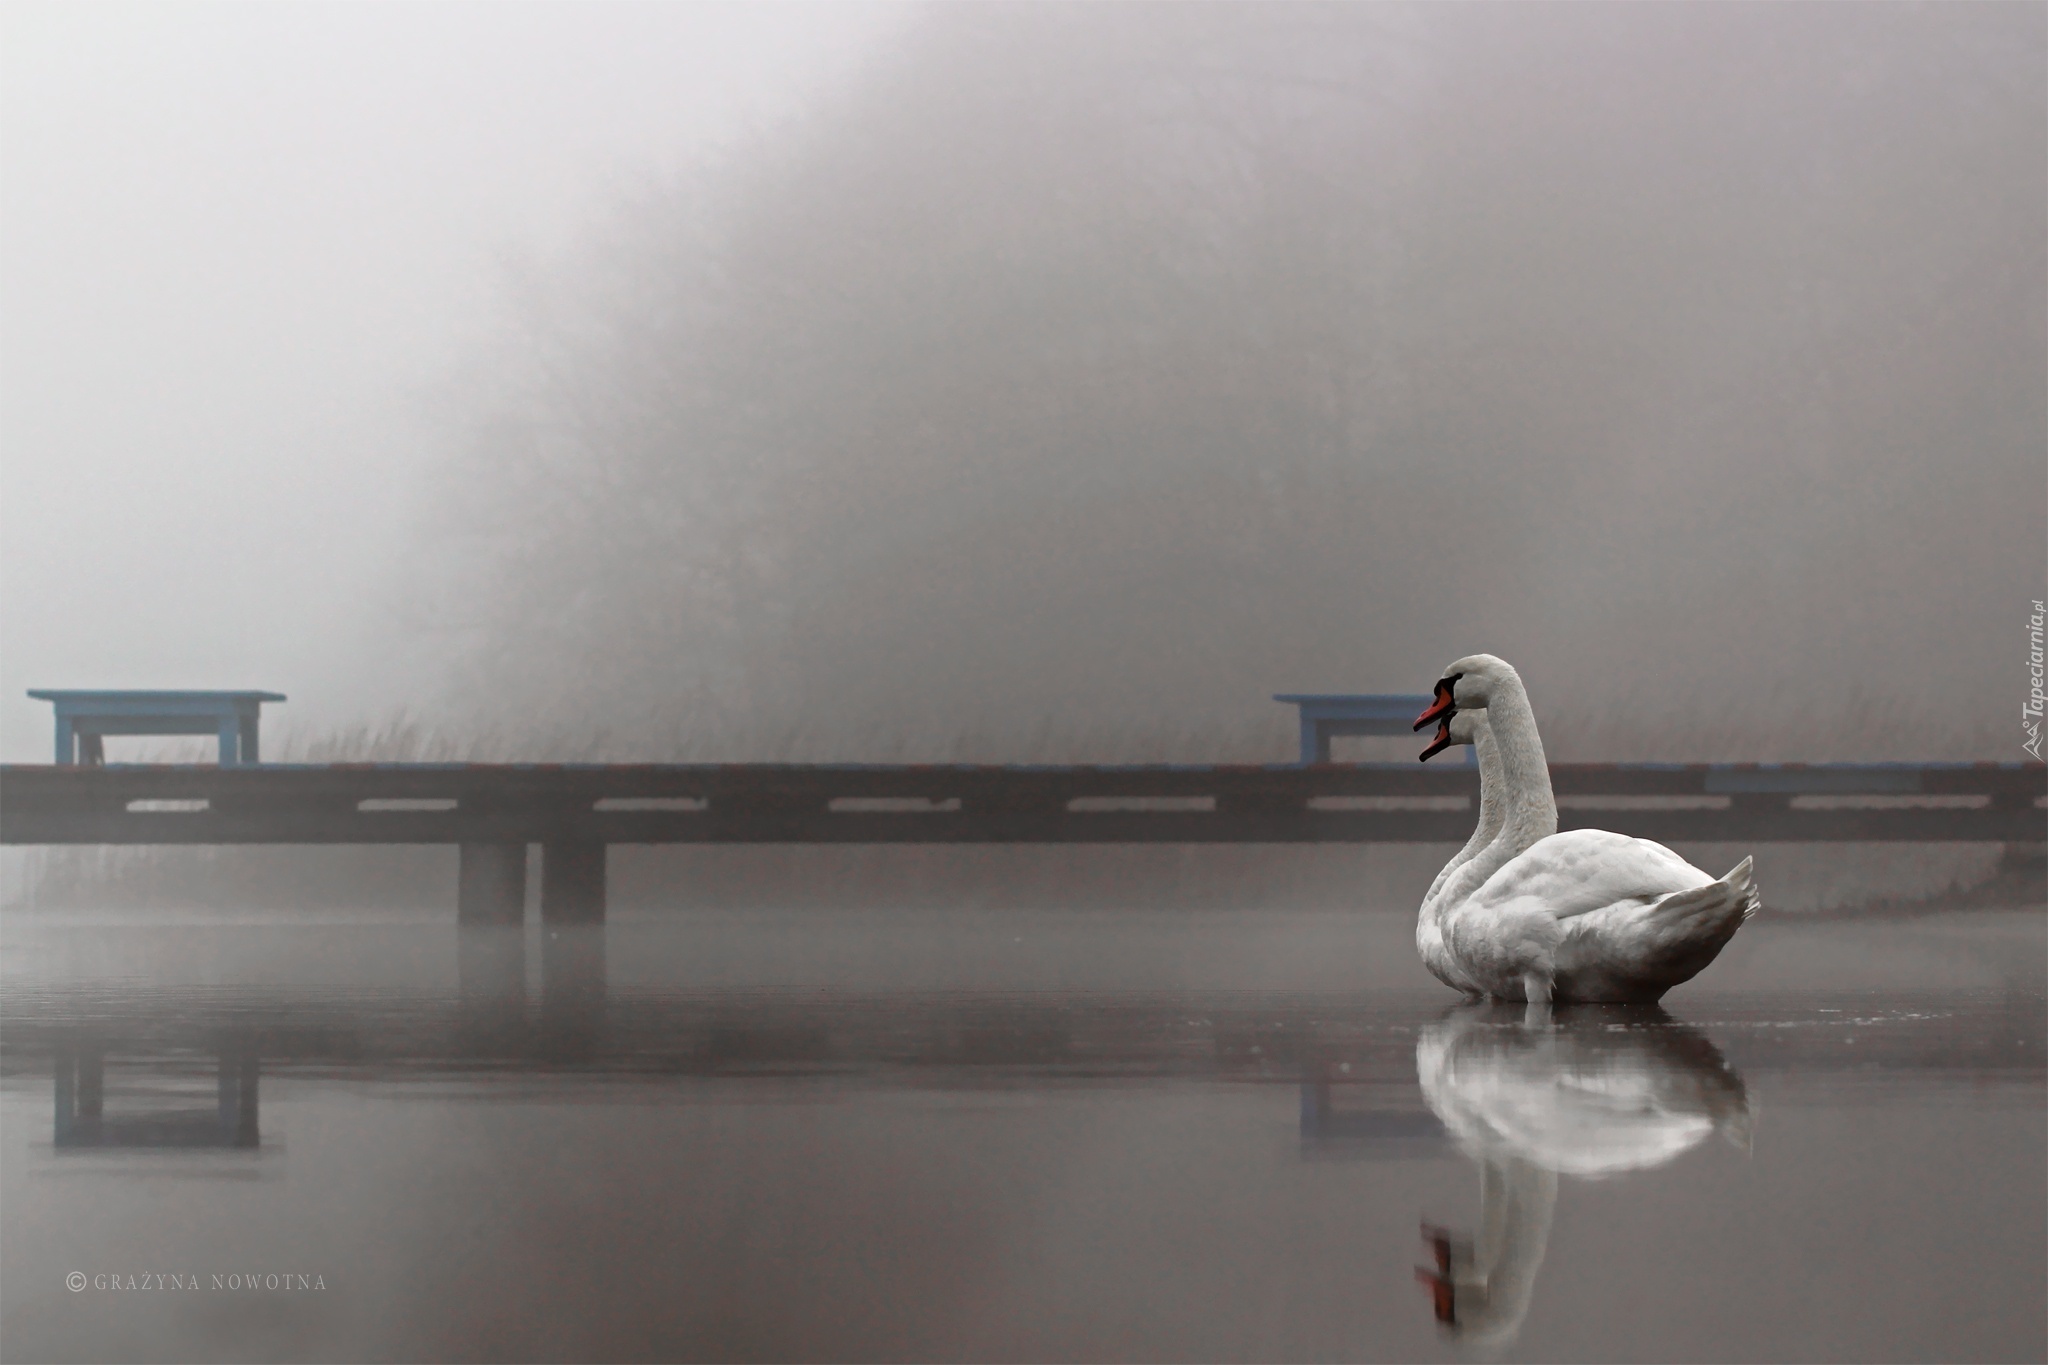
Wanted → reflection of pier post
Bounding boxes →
[539,926,608,1059]
[78,1044,103,1126]
[1301,1066,1333,1132]
[458,843,528,927]
[457,926,529,1053]
[54,1044,105,1144]
[218,1047,259,1147]
[458,926,529,1000]
[540,843,606,925]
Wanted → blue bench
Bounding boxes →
[28,690,285,766]
[1274,693,1472,765]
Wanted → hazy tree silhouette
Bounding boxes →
[422,2,2043,761]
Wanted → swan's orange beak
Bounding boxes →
[1417,1224,1457,1322]
[1418,718,1454,762]
[1416,1266,1456,1322]
[1414,680,1456,731]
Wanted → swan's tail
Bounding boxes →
[1631,856,1759,987]
[1723,854,1761,922]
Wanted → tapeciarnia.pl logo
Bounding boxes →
[2027,599,2044,760]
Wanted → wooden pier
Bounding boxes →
[3,760,2040,924]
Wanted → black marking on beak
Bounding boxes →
[1413,673,1461,731]
[1419,717,1455,762]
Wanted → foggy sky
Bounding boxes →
[0,2,903,760]
[4,4,2043,767]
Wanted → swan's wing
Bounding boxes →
[1557,856,1759,994]
[1470,830,1711,922]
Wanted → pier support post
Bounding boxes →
[540,842,606,925]
[458,843,528,926]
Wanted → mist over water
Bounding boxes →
[1,8,2043,1361]
[2,907,2042,1362]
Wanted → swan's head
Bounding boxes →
[1414,655,1519,752]
[1418,704,1482,762]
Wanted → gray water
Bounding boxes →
[1,906,2042,1363]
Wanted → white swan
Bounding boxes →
[1413,655,1758,1004]
[1416,707,1503,998]
[1413,1004,1752,1351]
[1419,705,1505,921]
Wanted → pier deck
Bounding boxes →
[7,760,2037,925]
[4,760,2040,847]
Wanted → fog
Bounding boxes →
[0,2,903,759]
[3,3,2043,765]
[4,17,2042,1358]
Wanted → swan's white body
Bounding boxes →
[1416,656,1758,1004]
[1414,1005,1752,1349]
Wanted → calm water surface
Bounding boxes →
[1,906,2041,1363]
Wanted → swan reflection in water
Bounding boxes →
[1414,1004,1751,1353]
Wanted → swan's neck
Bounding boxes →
[1458,1156,1557,1348]
[1425,680,1558,913]
[1423,723,1504,914]
[1481,676,1557,854]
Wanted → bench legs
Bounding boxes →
[1294,717,1341,764]
[62,726,251,765]
[42,699,274,765]
[55,720,106,765]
